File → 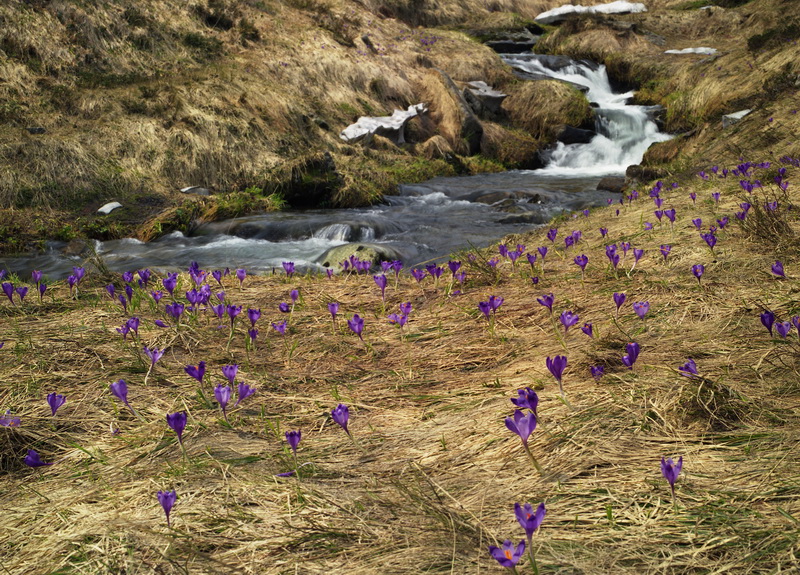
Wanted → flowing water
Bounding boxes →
[1,55,670,279]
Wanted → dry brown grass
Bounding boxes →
[1,155,800,573]
[503,79,593,140]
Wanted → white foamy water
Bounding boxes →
[502,55,672,175]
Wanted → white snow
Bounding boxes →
[340,104,427,143]
[664,47,718,55]
[97,201,122,214]
[535,1,647,24]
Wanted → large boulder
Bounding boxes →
[317,243,403,270]
[596,176,626,194]
[419,69,484,155]
[554,124,596,145]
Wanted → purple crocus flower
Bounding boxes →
[505,409,537,446]
[163,275,177,295]
[47,392,66,416]
[165,302,184,320]
[122,271,134,284]
[278,302,290,313]
[546,355,567,388]
[235,381,256,406]
[772,260,785,278]
[126,317,140,337]
[654,210,663,222]
[236,268,247,287]
[410,268,426,283]
[286,430,302,454]
[692,264,705,285]
[760,311,776,336]
[613,292,626,314]
[347,314,364,340]
[373,274,388,300]
[537,293,554,313]
[776,321,792,339]
[72,267,85,283]
[478,301,491,320]
[24,449,53,468]
[222,364,238,385]
[248,328,258,344]
[38,283,47,300]
[573,254,588,272]
[290,289,299,304]
[717,216,728,229]
[633,301,650,320]
[690,192,697,204]
[166,411,187,445]
[538,246,548,260]
[644,222,653,231]
[328,302,339,321]
[660,245,671,262]
[622,342,640,369]
[692,218,702,230]
[0,409,20,427]
[547,228,557,242]
[331,403,350,436]
[515,502,546,540]
[15,287,27,302]
[793,316,800,338]
[184,361,206,384]
[388,313,408,326]
[2,282,14,304]
[712,192,720,203]
[157,489,177,527]
[590,365,605,381]
[448,260,461,276]
[701,232,717,251]
[678,358,698,378]
[600,227,608,237]
[511,387,539,414]
[633,248,644,264]
[581,322,593,337]
[31,270,42,285]
[559,310,579,333]
[227,304,242,323]
[272,320,287,335]
[214,384,231,416]
[488,540,525,569]
[143,346,164,367]
[247,308,261,327]
[661,456,683,499]
[110,379,133,411]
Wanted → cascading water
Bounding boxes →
[0,54,670,278]
[501,54,671,175]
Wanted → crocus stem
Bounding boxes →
[528,538,539,575]
[144,364,153,386]
[522,443,543,475]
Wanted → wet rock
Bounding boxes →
[180,186,212,196]
[485,40,537,53]
[462,190,542,205]
[61,239,90,257]
[25,127,46,135]
[596,176,626,193]
[497,213,549,225]
[554,125,596,145]
[318,243,403,270]
[626,164,666,182]
[464,81,507,117]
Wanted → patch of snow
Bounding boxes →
[340,104,427,143]
[97,201,122,215]
[535,1,647,25]
[664,47,718,55]
[722,109,751,129]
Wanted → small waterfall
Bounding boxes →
[502,54,671,175]
[313,223,354,241]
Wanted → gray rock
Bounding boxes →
[462,190,542,205]
[464,81,507,116]
[317,243,403,270]
[555,125,595,145]
[497,213,549,225]
[26,127,46,135]
[626,164,666,181]
[180,186,212,196]
[433,69,483,155]
[722,109,751,129]
[485,40,537,53]
[596,176,626,193]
